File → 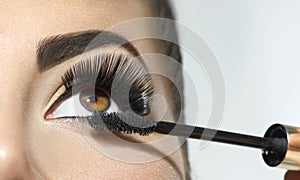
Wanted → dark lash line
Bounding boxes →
[60,53,154,116]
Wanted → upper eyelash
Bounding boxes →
[61,53,154,115]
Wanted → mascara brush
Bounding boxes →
[87,111,300,170]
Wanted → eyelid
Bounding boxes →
[44,53,154,120]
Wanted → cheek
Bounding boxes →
[25,82,184,179]
[25,116,183,179]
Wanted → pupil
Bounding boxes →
[88,96,97,103]
[79,88,111,112]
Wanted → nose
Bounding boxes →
[0,83,42,179]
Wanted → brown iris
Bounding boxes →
[79,88,110,112]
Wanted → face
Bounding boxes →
[0,0,187,179]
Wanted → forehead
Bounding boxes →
[0,0,155,75]
[0,0,153,36]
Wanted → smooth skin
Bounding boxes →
[0,0,186,179]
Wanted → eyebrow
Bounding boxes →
[37,30,141,72]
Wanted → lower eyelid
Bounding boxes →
[46,117,82,134]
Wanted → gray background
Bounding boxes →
[171,0,300,179]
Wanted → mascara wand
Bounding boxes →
[156,121,277,150]
[87,112,300,170]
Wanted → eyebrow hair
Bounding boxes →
[37,30,141,72]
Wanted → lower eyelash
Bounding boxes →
[61,53,154,115]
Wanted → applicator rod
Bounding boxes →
[155,121,280,150]
[89,112,298,169]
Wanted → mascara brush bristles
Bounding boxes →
[87,111,156,136]
[85,111,281,153]
[85,111,285,155]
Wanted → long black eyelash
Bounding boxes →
[61,53,154,115]
[85,111,156,136]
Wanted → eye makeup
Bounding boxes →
[45,53,154,120]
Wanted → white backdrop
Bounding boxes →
[171,0,300,179]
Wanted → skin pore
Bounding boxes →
[0,0,187,179]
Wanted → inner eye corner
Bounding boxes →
[44,99,64,120]
[43,85,65,117]
[43,108,56,120]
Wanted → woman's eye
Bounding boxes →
[45,54,154,120]
[49,87,120,118]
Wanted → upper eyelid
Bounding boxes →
[44,53,154,118]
